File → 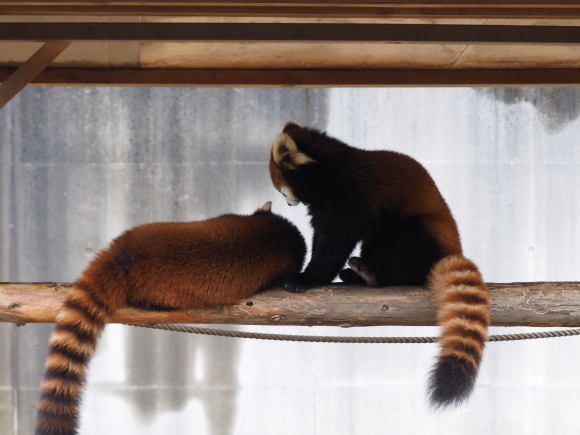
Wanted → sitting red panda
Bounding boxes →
[269,121,489,409]
[35,202,306,435]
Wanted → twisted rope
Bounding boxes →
[128,323,580,343]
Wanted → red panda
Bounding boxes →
[35,202,306,435]
[269,122,489,408]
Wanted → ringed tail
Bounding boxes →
[35,280,115,435]
[427,255,490,408]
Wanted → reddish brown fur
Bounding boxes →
[269,123,489,407]
[36,209,305,435]
[270,126,463,257]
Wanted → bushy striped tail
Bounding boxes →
[35,280,115,435]
[427,255,489,408]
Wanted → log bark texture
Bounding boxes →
[1,282,580,327]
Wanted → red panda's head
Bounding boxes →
[269,121,316,206]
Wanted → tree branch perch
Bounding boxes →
[1,282,580,327]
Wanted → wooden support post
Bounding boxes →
[0,41,70,110]
[1,282,580,327]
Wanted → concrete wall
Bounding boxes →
[0,86,579,434]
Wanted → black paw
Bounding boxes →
[347,257,378,287]
[348,256,364,270]
[339,268,366,284]
[283,273,326,293]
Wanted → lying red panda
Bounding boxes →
[36,202,306,435]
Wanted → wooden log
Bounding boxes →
[1,22,579,45]
[1,68,579,88]
[1,282,580,327]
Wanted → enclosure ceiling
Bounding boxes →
[0,1,579,87]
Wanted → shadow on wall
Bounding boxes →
[0,86,330,435]
[477,88,580,132]
[114,88,329,435]
[122,327,241,432]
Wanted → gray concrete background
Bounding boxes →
[0,86,579,434]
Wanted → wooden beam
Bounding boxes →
[1,1,579,19]
[0,41,70,110]
[1,282,580,327]
[0,23,579,45]
[1,68,579,87]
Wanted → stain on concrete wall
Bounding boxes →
[477,88,580,132]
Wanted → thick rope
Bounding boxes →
[128,323,580,343]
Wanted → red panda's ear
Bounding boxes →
[255,201,272,213]
[271,133,315,171]
[283,121,301,132]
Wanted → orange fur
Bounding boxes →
[427,255,489,406]
[35,207,305,435]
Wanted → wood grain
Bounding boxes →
[1,282,580,327]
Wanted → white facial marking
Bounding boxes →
[271,133,315,169]
[280,185,299,206]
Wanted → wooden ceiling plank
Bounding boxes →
[2,9,580,20]
[0,41,70,110]
[1,1,579,6]
[1,67,578,87]
[1,1,578,4]
[0,22,579,44]
[1,7,580,19]
[2,1,580,18]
